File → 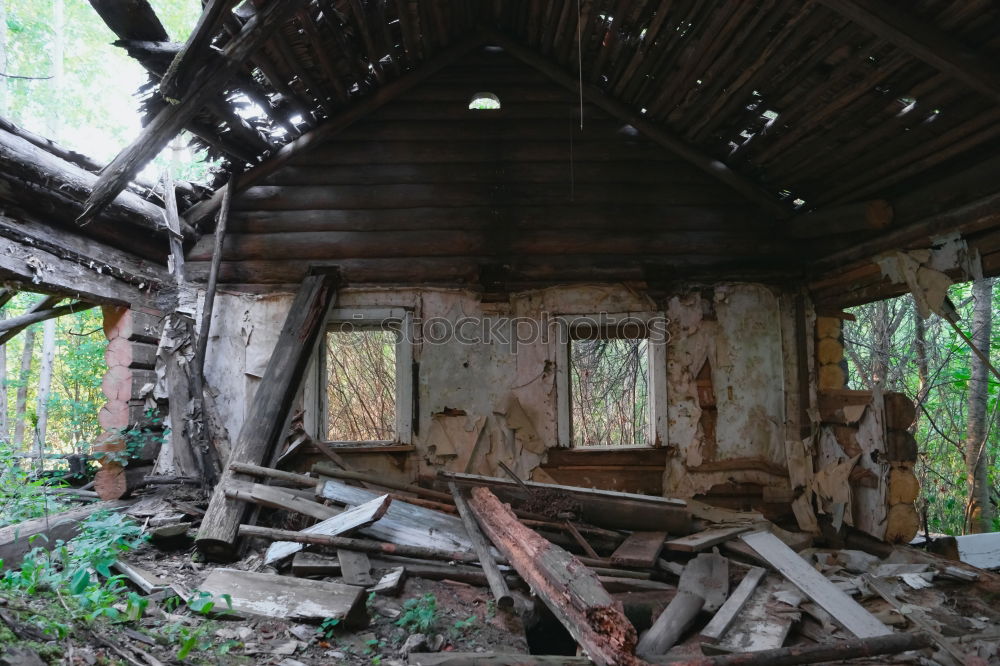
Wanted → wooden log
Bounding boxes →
[784,200,892,238]
[199,568,367,625]
[739,531,891,638]
[0,501,133,567]
[409,632,932,665]
[815,338,844,366]
[888,467,919,504]
[884,503,920,544]
[467,487,639,666]
[883,393,917,431]
[886,431,918,463]
[230,462,317,487]
[196,272,338,561]
[699,566,765,644]
[637,553,728,656]
[815,316,842,340]
[225,482,337,522]
[450,482,514,609]
[262,493,391,565]
[80,0,308,222]
[817,364,847,390]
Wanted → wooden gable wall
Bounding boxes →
[186,47,792,290]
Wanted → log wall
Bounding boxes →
[186,48,789,290]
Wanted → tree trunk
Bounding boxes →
[34,319,56,453]
[872,300,890,387]
[0,312,8,443]
[965,278,994,534]
[911,296,930,434]
[13,327,35,450]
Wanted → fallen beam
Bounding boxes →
[196,271,338,561]
[0,301,96,344]
[449,482,514,610]
[0,501,134,567]
[467,487,640,666]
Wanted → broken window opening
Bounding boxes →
[556,313,667,449]
[468,92,501,110]
[322,309,413,444]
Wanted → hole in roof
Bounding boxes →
[469,92,501,110]
[896,96,917,116]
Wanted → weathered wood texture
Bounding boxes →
[199,568,367,624]
[196,272,337,561]
[185,48,783,288]
[467,487,640,666]
[740,531,891,638]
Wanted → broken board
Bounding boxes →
[699,566,766,643]
[740,531,890,638]
[664,526,750,553]
[318,478,485,554]
[291,552,341,577]
[199,568,366,625]
[610,531,668,567]
[263,494,391,564]
[715,578,796,653]
[338,550,375,586]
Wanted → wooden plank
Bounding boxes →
[739,531,891,638]
[338,550,375,586]
[370,567,405,595]
[318,478,480,554]
[466,487,639,666]
[449,482,514,609]
[225,482,338,521]
[699,566,766,643]
[158,0,240,101]
[262,493,391,565]
[198,568,366,624]
[610,531,668,568]
[716,578,796,654]
[954,531,1000,570]
[196,271,339,561]
[664,526,751,553]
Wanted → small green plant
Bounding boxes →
[453,615,476,633]
[186,590,233,616]
[318,617,341,639]
[96,409,169,466]
[363,637,382,655]
[396,594,437,633]
[0,444,69,527]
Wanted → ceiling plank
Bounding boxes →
[184,33,487,226]
[79,0,308,225]
[486,30,791,219]
[817,0,1000,104]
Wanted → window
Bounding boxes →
[556,313,667,448]
[323,309,413,444]
[468,92,501,110]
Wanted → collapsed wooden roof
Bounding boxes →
[78,0,1000,306]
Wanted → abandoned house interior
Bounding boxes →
[1,0,1000,664]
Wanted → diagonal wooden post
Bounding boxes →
[196,270,339,561]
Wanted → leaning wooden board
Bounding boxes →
[199,568,366,625]
[610,531,668,567]
[740,531,891,638]
[263,494,391,564]
[318,478,489,554]
[664,525,750,553]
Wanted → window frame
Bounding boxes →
[555,312,668,449]
[320,307,413,444]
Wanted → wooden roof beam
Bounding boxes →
[0,289,13,310]
[80,0,308,225]
[817,0,1000,104]
[485,30,792,219]
[159,0,241,103]
[184,33,487,226]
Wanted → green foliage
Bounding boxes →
[185,589,233,617]
[396,594,438,633]
[845,283,1000,534]
[452,615,476,636]
[318,617,341,639]
[0,443,69,527]
[0,510,146,627]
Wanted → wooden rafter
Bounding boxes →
[486,30,792,219]
[159,0,242,102]
[817,0,1000,104]
[80,0,308,225]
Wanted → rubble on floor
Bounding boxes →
[3,462,1000,666]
